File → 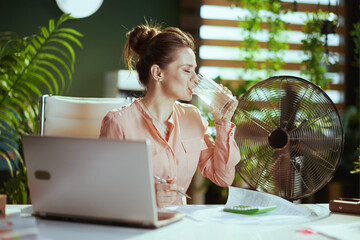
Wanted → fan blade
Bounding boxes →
[234,121,269,140]
[236,143,275,189]
[271,148,294,199]
[292,157,316,199]
[233,103,276,134]
[291,137,338,171]
[288,106,343,153]
[279,81,301,131]
[291,128,339,155]
[252,86,282,129]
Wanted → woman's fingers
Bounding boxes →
[207,84,237,124]
[220,84,233,95]
[156,181,183,192]
[155,178,184,208]
[167,177,176,184]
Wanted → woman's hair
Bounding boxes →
[124,24,195,88]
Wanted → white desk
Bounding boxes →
[5,204,360,240]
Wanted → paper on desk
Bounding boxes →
[167,187,329,225]
[0,212,39,240]
[225,186,311,216]
[309,222,360,240]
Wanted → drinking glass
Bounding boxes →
[193,73,238,118]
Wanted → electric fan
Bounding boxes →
[233,76,344,201]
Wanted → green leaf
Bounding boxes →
[24,43,37,56]
[27,71,54,94]
[31,38,41,50]
[58,28,84,37]
[56,13,71,27]
[36,35,45,45]
[0,79,11,91]
[49,19,55,33]
[0,152,14,177]
[0,13,81,203]
[0,113,19,133]
[44,40,75,71]
[13,76,42,95]
[0,140,24,167]
[5,58,23,73]
[41,26,50,38]
[42,45,73,67]
[52,32,83,48]
[1,106,21,125]
[37,52,72,80]
[9,97,28,116]
[32,65,59,93]
[35,59,65,92]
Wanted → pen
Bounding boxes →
[154,176,191,199]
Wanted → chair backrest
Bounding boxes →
[38,95,134,138]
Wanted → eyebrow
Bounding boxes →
[181,64,197,68]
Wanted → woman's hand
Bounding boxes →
[209,84,238,126]
[155,177,183,208]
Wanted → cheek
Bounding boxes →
[174,75,187,88]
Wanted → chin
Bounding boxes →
[179,94,192,102]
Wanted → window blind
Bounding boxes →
[181,0,346,109]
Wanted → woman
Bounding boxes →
[100,24,240,208]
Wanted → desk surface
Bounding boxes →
[5,204,360,240]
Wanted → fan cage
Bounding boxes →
[233,76,344,201]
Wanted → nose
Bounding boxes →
[190,71,198,83]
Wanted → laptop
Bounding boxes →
[22,135,185,228]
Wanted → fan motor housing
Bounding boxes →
[268,128,289,149]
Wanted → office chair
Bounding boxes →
[38,95,134,138]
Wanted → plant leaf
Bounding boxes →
[0,152,14,177]
[49,19,55,33]
[37,52,72,80]
[42,45,73,67]
[0,13,82,203]
[56,14,71,27]
[31,65,59,93]
[27,71,54,94]
[35,59,65,93]
[57,28,84,37]
[52,32,83,48]
[41,26,50,39]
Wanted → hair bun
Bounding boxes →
[127,25,159,55]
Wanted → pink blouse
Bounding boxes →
[99,99,240,205]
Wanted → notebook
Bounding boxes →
[21,135,185,228]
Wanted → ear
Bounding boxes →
[150,64,163,82]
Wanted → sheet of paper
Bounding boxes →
[225,186,311,216]
[0,214,39,240]
[310,222,360,240]
[166,187,330,225]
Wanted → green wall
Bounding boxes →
[0,0,180,97]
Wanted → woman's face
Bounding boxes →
[161,47,197,102]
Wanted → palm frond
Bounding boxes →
[0,14,82,203]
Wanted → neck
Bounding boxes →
[141,94,174,124]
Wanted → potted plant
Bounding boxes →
[0,14,82,203]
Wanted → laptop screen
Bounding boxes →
[22,135,158,226]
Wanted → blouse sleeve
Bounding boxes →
[198,116,240,187]
[99,111,124,139]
